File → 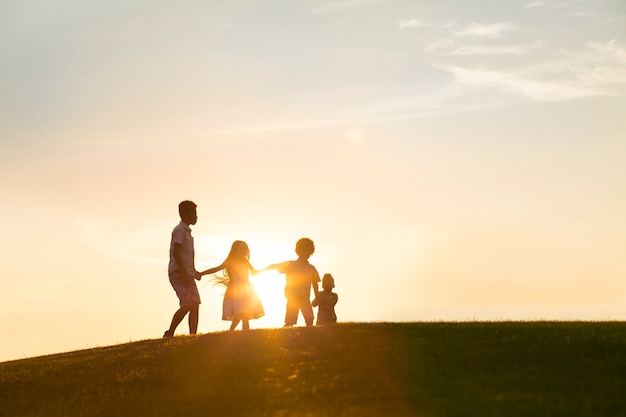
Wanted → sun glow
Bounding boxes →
[251,270,285,327]
[248,240,292,328]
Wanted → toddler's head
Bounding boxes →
[322,273,335,291]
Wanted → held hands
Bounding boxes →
[181,272,198,287]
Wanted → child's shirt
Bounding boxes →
[313,291,338,324]
[276,259,320,299]
[168,221,195,276]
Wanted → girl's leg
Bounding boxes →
[230,319,240,331]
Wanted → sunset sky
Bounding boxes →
[1,0,625,362]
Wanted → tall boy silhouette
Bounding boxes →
[163,200,201,337]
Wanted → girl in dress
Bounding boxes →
[199,240,264,330]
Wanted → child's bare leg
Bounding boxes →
[188,304,199,334]
[242,319,249,330]
[302,303,314,326]
[165,305,191,337]
[230,319,241,331]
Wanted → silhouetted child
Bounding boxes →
[199,241,264,331]
[261,238,320,327]
[164,200,202,337]
[312,274,338,325]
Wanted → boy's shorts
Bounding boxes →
[169,271,201,307]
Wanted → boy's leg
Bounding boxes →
[284,298,298,326]
[165,305,191,337]
[301,301,314,326]
[188,304,199,334]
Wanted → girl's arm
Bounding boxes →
[255,263,279,273]
[199,263,226,276]
[248,260,261,276]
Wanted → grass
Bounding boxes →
[1,322,625,417]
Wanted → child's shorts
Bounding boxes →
[169,271,201,307]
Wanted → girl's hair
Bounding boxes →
[226,240,250,262]
[212,240,250,287]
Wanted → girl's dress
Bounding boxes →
[222,261,264,321]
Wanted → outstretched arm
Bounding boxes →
[199,263,226,277]
[256,263,279,274]
[248,260,261,276]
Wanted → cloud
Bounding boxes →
[449,41,545,56]
[454,22,517,38]
[424,37,455,53]
[586,39,626,63]
[425,36,545,56]
[398,19,424,30]
[208,37,626,136]
[435,64,608,101]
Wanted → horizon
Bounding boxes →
[1,0,625,362]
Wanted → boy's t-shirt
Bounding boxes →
[168,221,195,277]
[276,260,320,299]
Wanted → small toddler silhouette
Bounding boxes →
[312,274,338,325]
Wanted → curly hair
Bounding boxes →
[295,237,315,257]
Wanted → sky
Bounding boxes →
[1,0,625,362]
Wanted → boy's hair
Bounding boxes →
[178,200,197,218]
[295,237,315,257]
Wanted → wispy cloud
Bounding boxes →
[425,36,544,56]
[435,64,605,101]
[424,37,456,53]
[210,37,625,136]
[449,45,535,56]
[454,22,517,38]
[434,39,626,101]
[398,19,424,30]
[586,39,626,63]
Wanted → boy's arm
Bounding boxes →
[257,263,280,273]
[172,243,193,286]
[312,269,320,297]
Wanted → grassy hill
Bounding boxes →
[1,322,625,417]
